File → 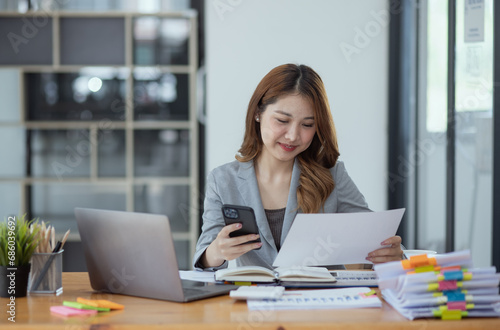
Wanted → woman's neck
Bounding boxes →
[255,155,294,184]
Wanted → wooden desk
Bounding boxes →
[1,272,500,329]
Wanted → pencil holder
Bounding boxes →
[28,250,64,295]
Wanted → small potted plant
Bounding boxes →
[0,215,41,298]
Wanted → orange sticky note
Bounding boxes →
[76,297,100,308]
[95,300,125,310]
[77,297,125,310]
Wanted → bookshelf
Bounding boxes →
[0,10,199,270]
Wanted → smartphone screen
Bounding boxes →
[221,204,261,248]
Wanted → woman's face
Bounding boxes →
[258,93,316,164]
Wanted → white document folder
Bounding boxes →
[272,208,405,267]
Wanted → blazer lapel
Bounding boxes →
[280,159,300,247]
[236,161,277,250]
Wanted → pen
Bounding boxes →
[51,241,62,253]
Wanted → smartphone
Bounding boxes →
[221,204,261,248]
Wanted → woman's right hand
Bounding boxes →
[201,223,262,268]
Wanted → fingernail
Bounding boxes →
[366,257,371,261]
[253,235,259,239]
[381,240,387,245]
[256,243,262,247]
[236,223,242,228]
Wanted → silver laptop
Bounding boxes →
[74,207,237,302]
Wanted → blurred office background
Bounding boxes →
[0,0,499,270]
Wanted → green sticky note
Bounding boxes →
[63,301,110,312]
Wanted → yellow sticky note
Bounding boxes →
[364,289,377,297]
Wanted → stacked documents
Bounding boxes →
[246,287,382,310]
[374,250,500,320]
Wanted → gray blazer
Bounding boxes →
[193,159,371,270]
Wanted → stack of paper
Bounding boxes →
[247,287,381,310]
[374,250,500,320]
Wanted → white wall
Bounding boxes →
[205,0,389,210]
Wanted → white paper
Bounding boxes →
[247,287,381,310]
[273,209,405,267]
[179,270,217,283]
[464,0,485,43]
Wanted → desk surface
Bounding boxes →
[1,272,500,329]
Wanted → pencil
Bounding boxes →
[60,230,70,250]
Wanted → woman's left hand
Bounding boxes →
[366,235,404,264]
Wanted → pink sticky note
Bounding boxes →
[50,306,98,316]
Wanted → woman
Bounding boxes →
[193,64,403,270]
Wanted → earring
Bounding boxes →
[256,116,260,122]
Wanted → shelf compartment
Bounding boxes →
[133,68,189,121]
[134,129,190,177]
[133,16,190,66]
[25,69,128,121]
[0,17,53,65]
[134,184,190,232]
[60,17,125,65]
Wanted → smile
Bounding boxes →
[279,143,297,152]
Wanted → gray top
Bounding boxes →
[193,159,371,270]
[265,207,286,251]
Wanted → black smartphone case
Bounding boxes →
[221,204,261,248]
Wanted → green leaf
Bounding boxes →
[0,215,43,267]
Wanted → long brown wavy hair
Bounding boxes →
[236,64,340,213]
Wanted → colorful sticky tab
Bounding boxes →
[50,306,98,317]
[436,296,448,305]
[444,291,465,302]
[76,297,125,310]
[363,289,377,297]
[443,270,464,281]
[414,265,436,273]
[63,301,110,312]
[463,273,473,281]
[428,283,439,291]
[234,281,252,286]
[441,310,466,320]
[402,254,437,270]
[440,265,463,272]
[447,301,467,310]
[438,280,458,291]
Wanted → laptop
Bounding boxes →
[74,207,237,302]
